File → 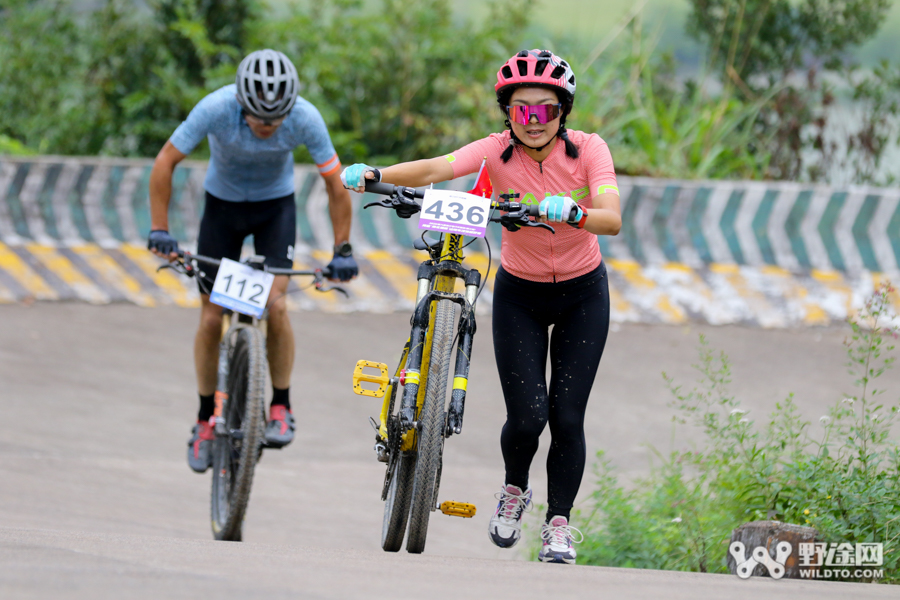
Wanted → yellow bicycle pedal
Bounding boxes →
[440,501,476,518]
[352,360,390,397]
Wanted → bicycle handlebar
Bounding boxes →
[365,181,424,199]
[177,251,325,277]
[362,181,580,232]
[157,251,348,296]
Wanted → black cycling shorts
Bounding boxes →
[195,191,296,293]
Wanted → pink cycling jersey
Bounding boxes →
[445,129,618,282]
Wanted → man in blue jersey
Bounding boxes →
[147,49,357,472]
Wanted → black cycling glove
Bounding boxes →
[148,229,179,255]
[326,253,359,282]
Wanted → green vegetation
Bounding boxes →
[0,0,898,183]
[573,285,900,582]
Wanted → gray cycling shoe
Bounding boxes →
[187,420,214,473]
[264,405,295,448]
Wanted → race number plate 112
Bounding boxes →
[209,258,275,319]
[418,189,491,238]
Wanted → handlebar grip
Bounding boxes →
[523,204,580,221]
[364,181,398,196]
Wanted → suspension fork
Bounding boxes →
[213,312,233,436]
[398,269,482,432]
[447,270,480,435]
[398,292,436,429]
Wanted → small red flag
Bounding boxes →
[467,157,492,198]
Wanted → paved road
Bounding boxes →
[1,304,897,598]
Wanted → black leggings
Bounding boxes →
[491,263,610,520]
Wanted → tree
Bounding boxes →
[687,0,891,83]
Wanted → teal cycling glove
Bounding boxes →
[539,195,584,226]
[340,163,380,191]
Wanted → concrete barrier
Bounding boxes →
[1,155,898,326]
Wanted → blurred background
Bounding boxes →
[1,0,898,186]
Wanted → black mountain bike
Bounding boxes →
[163,251,345,541]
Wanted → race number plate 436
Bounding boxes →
[418,189,491,238]
[209,258,274,319]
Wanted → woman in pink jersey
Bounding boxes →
[341,50,621,564]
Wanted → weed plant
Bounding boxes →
[572,285,900,583]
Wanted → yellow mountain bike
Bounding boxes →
[352,181,561,553]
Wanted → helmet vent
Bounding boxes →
[235,49,299,119]
[534,60,548,77]
[568,75,576,85]
[516,59,529,77]
[550,65,567,80]
[517,50,530,57]
[501,65,513,80]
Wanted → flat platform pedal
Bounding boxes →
[352,360,390,397]
[440,501,476,518]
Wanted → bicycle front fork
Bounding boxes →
[212,314,233,436]
[398,272,480,436]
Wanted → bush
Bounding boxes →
[684,0,900,184]
[573,285,900,583]
[0,0,527,161]
[249,0,528,165]
[563,22,772,179]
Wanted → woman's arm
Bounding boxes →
[581,192,621,236]
[375,157,455,188]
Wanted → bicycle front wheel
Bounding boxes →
[406,299,455,554]
[381,449,415,551]
[210,326,267,541]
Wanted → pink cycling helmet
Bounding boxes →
[495,50,579,162]
[495,49,576,104]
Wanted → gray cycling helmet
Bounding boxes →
[235,49,299,120]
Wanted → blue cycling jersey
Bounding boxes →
[170,84,340,202]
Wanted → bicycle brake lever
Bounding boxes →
[320,283,349,297]
[157,261,191,275]
[313,270,350,297]
[522,220,555,234]
[363,199,395,210]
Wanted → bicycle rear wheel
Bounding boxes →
[210,326,266,541]
[381,449,415,551]
[406,299,455,554]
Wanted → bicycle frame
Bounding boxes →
[162,251,343,432]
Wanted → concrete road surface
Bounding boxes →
[1,304,897,598]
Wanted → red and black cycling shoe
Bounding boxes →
[187,419,215,473]
[264,405,295,448]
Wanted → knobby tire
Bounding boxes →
[406,299,455,554]
[210,326,266,541]
[381,450,415,551]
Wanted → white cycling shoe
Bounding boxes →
[539,515,583,564]
[488,484,533,548]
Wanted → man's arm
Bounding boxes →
[322,169,352,246]
[149,141,187,257]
